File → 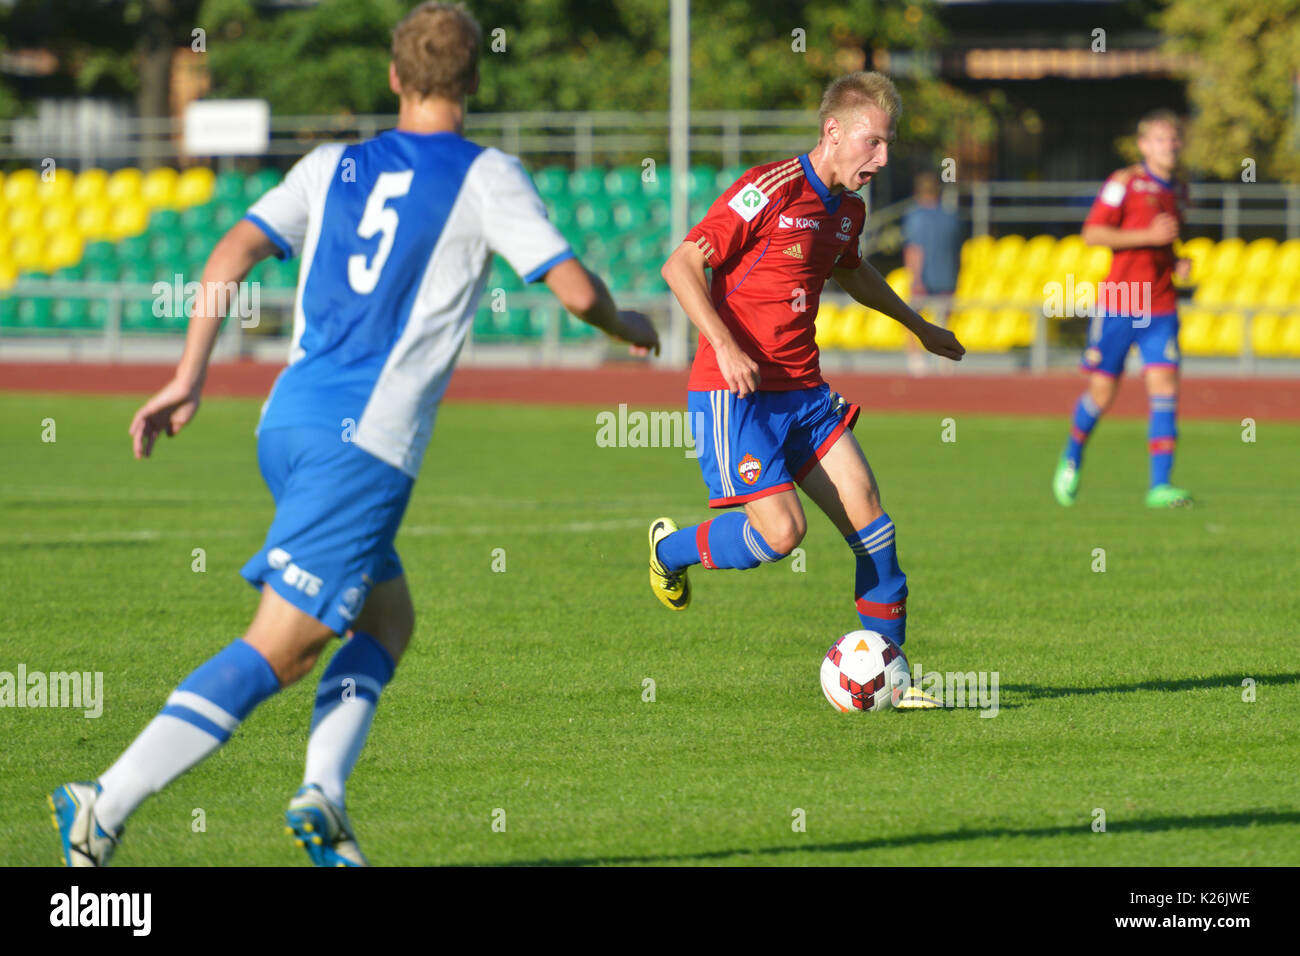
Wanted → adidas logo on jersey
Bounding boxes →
[782,243,804,259]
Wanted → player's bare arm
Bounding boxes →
[128,219,278,460]
[662,240,761,397]
[832,260,965,361]
[544,257,660,355]
[1083,214,1179,250]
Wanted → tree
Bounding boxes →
[1160,0,1300,181]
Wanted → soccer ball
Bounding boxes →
[820,630,910,712]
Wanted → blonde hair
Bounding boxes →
[1137,109,1182,138]
[818,71,902,136]
[391,2,482,101]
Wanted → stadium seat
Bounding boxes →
[838,304,871,349]
[1280,315,1300,357]
[174,167,216,207]
[213,171,245,204]
[141,168,179,208]
[3,168,39,203]
[604,166,644,197]
[105,168,143,204]
[960,235,995,274]
[1241,237,1278,279]
[1204,237,1244,280]
[1250,313,1285,357]
[71,169,109,204]
[990,235,1026,274]
[244,168,282,201]
[1020,235,1055,274]
[814,301,843,348]
[568,167,605,198]
[107,202,150,241]
[1274,239,1300,280]
[532,166,568,200]
[36,168,74,202]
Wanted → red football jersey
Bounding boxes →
[683,154,866,391]
[1083,163,1188,315]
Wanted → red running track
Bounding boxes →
[2,362,1297,421]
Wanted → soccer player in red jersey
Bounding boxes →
[647,71,964,675]
[1053,110,1194,509]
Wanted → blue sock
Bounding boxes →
[657,512,783,571]
[95,639,281,830]
[164,638,282,739]
[310,631,394,732]
[1064,393,1102,467]
[847,514,908,645]
[1148,394,1177,487]
[304,631,396,808]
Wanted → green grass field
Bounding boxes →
[1,392,1296,866]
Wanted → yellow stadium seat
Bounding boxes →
[3,169,39,203]
[5,202,40,234]
[961,235,995,273]
[1020,235,1055,274]
[74,203,112,241]
[885,266,911,304]
[11,233,46,271]
[1005,274,1041,307]
[1081,245,1111,280]
[1212,313,1245,356]
[105,168,144,204]
[1179,308,1216,356]
[1259,276,1298,308]
[175,167,216,207]
[1053,234,1087,274]
[866,310,905,349]
[1280,316,1300,357]
[949,308,995,351]
[990,235,1026,274]
[40,203,76,234]
[1241,238,1278,278]
[815,301,843,349]
[840,305,872,349]
[1275,239,1300,278]
[107,201,149,240]
[141,167,179,207]
[1227,277,1266,307]
[44,232,83,271]
[72,169,110,204]
[0,260,16,289]
[954,267,980,299]
[1250,313,1285,357]
[34,168,74,202]
[1193,276,1231,306]
[1205,238,1245,281]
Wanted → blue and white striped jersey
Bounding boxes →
[244,129,573,477]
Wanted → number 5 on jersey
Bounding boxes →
[348,170,414,294]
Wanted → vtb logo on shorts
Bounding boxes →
[738,453,763,485]
[267,547,323,597]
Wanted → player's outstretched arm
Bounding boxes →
[832,260,965,361]
[128,220,278,459]
[661,241,760,397]
[543,258,660,356]
[1082,215,1178,251]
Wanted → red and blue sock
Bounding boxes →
[656,512,783,571]
[1148,394,1177,487]
[847,513,908,645]
[1064,392,1102,467]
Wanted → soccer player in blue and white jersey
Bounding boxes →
[50,1,658,867]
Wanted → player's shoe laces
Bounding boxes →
[1052,456,1080,507]
[649,517,690,611]
[285,784,369,867]
[1145,484,1193,509]
[49,781,122,867]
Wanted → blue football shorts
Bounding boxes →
[1081,310,1181,377]
[240,426,413,635]
[688,384,860,508]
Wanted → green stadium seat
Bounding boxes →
[83,262,116,283]
[717,165,747,189]
[688,166,717,199]
[180,203,216,233]
[214,200,244,231]
[508,306,547,338]
[52,297,91,330]
[213,171,245,204]
[82,242,118,270]
[568,167,605,198]
[474,307,511,340]
[117,262,153,283]
[118,234,151,264]
[547,201,576,231]
[610,198,643,232]
[604,166,645,197]
[148,231,186,263]
[0,296,18,328]
[574,198,612,231]
[17,297,54,329]
[244,168,282,201]
[120,296,160,332]
[151,209,182,233]
[53,265,85,281]
[532,166,569,200]
[560,310,597,339]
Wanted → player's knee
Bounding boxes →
[764,517,806,557]
[1089,379,1118,412]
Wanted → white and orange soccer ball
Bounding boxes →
[820,630,910,712]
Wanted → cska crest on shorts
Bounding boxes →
[738,453,762,485]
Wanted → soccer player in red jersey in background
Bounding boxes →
[1053,110,1194,509]
[647,71,964,683]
